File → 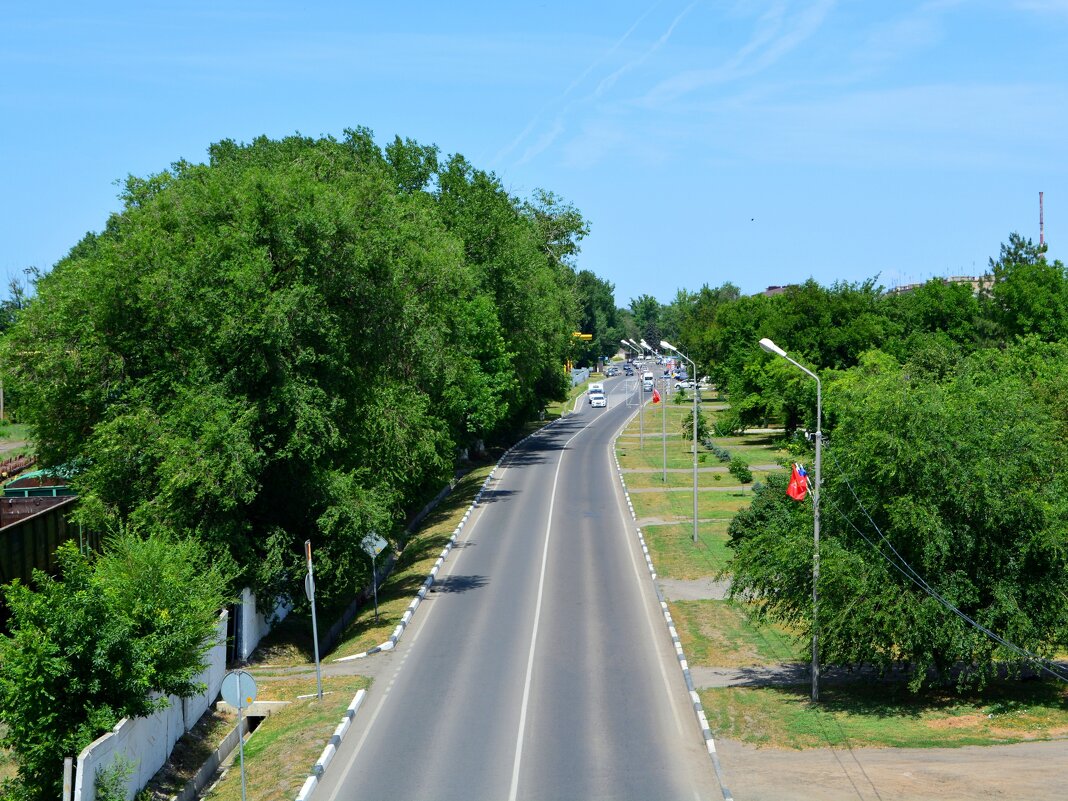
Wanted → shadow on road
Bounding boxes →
[430,574,489,594]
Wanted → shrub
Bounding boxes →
[728,457,753,483]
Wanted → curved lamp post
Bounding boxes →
[622,339,645,447]
[759,337,821,703]
[660,340,698,544]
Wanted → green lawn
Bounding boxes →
[701,680,1068,749]
[629,488,752,522]
[622,469,777,490]
[641,521,732,580]
[670,599,800,668]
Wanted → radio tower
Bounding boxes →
[1039,191,1045,248]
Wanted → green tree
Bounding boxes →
[985,232,1068,342]
[0,534,230,800]
[573,270,620,367]
[728,344,1068,690]
[628,294,662,350]
[680,407,709,442]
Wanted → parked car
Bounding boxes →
[675,379,696,390]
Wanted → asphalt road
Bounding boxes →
[314,376,721,801]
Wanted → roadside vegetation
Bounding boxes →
[203,675,370,801]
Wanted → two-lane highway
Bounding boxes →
[315,376,721,800]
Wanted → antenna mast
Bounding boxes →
[1039,191,1045,247]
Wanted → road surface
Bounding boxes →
[314,376,721,801]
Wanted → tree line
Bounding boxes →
[626,234,1068,691]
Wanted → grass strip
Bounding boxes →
[700,680,1068,749]
[623,469,777,490]
[641,522,732,580]
[670,599,800,668]
[629,488,752,522]
[204,675,370,801]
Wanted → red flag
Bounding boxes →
[786,463,808,501]
[652,388,661,404]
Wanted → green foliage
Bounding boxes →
[706,443,733,463]
[711,411,743,437]
[680,408,709,442]
[728,342,1068,690]
[93,757,134,801]
[728,457,753,484]
[4,130,588,604]
[0,535,230,800]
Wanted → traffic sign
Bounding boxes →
[363,532,388,557]
[221,670,257,710]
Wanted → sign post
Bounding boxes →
[221,670,258,801]
[304,540,323,700]
[362,532,388,622]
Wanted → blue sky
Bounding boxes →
[2,1,1066,306]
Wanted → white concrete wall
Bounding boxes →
[238,587,292,661]
[74,611,228,801]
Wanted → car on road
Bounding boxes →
[605,366,619,377]
[589,390,607,408]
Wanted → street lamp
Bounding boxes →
[759,336,821,703]
[622,339,645,449]
[660,340,698,544]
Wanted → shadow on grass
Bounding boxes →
[763,675,1068,722]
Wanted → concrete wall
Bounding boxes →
[238,587,292,661]
[74,611,228,801]
[571,367,590,387]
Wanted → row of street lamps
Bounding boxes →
[619,335,823,702]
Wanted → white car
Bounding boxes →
[589,391,607,408]
[675,379,696,390]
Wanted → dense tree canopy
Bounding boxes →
[2,129,589,605]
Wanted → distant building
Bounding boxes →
[886,274,993,296]
[760,285,795,297]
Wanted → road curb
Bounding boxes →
[333,420,563,663]
[611,416,734,801]
[294,689,367,801]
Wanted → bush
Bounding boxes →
[713,410,743,437]
[728,457,753,483]
[708,444,732,463]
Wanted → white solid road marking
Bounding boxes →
[507,418,595,801]
[606,408,689,740]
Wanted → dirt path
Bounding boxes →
[718,737,1068,801]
